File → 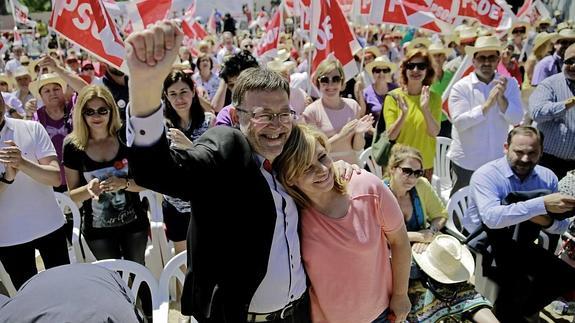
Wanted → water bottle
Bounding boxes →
[551,300,575,315]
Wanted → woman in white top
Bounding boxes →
[192,53,220,101]
[302,57,373,164]
[0,94,69,289]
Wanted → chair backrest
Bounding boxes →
[433,136,452,187]
[53,192,96,263]
[139,190,162,223]
[93,259,159,311]
[446,186,470,241]
[358,147,383,179]
[154,251,188,323]
[0,261,17,297]
[140,191,174,268]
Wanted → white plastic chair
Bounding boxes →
[432,136,453,203]
[53,192,97,263]
[154,251,197,323]
[446,186,470,241]
[140,191,165,279]
[0,261,17,297]
[358,147,383,179]
[93,258,159,313]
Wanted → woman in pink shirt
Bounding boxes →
[302,57,373,164]
[275,124,412,323]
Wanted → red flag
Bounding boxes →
[309,0,361,81]
[360,0,372,15]
[50,0,126,71]
[369,0,442,32]
[126,0,172,30]
[257,9,282,57]
[12,28,22,45]
[206,10,217,34]
[183,20,208,40]
[336,0,354,15]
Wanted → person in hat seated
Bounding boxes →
[447,35,523,196]
[384,145,498,322]
[463,126,575,323]
[274,123,412,323]
[532,28,575,86]
[303,57,373,164]
[383,49,441,181]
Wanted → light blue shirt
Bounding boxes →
[464,157,569,235]
[529,72,575,160]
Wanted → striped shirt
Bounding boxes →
[529,73,575,160]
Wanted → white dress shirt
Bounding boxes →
[447,72,524,170]
[126,106,306,313]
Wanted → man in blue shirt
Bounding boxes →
[464,126,575,323]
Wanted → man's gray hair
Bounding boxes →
[232,67,290,108]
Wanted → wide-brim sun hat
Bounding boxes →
[533,32,556,53]
[508,21,530,37]
[13,66,31,78]
[428,42,450,55]
[412,234,475,284]
[276,48,291,62]
[0,73,14,90]
[363,46,382,58]
[465,35,503,56]
[457,27,478,44]
[552,28,575,42]
[406,37,432,52]
[29,72,67,99]
[365,56,397,78]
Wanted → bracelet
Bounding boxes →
[0,175,14,184]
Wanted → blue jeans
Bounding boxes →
[372,308,391,323]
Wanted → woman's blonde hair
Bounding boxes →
[386,144,424,177]
[312,57,345,88]
[67,85,122,150]
[275,124,346,208]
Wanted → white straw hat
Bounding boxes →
[412,234,475,284]
[365,56,397,78]
[29,73,67,99]
[465,35,503,56]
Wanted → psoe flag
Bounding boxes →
[50,0,126,72]
[257,8,282,57]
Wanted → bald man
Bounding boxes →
[529,43,575,179]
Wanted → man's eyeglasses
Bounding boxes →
[83,107,110,117]
[236,108,296,124]
[372,67,391,74]
[318,75,342,85]
[512,28,526,34]
[243,44,254,49]
[405,62,428,71]
[474,55,500,63]
[400,167,424,178]
[564,58,575,66]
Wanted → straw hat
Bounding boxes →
[0,73,14,90]
[406,37,431,52]
[535,18,552,28]
[276,48,291,62]
[29,73,67,99]
[428,42,450,56]
[13,66,31,78]
[465,35,503,56]
[533,32,556,53]
[553,28,575,42]
[557,22,571,33]
[365,56,397,78]
[458,27,478,44]
[363,46,382,58]
[444,34,460,46]
[509,21,530,36]
[412,235,475,284]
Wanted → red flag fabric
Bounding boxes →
[369,0,442,32]
[126,0,172,30]
[360,0,372,15]
[50,0,126,71]
[206,10,217,34]
[257,9,282,57]
[182,20,208,40]
[309,0,361,81]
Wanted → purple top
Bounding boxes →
[215,104,235,127]
[33,102,74,187]
[363,83,397,122]
[531,53,562,86]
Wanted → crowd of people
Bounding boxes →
[1,3,575,323]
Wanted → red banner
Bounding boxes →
[369,0,442,32]
[257,9,282,57]
[50,0,126,71]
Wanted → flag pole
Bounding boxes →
[306,0,315,96]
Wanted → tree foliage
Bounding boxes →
[20,0,52,12]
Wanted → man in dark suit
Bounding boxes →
[123,21,357,323]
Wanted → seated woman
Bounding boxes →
[275,123,412,323]
[63,85,149,263]
[385,144,498,323]
[302,57,373,164]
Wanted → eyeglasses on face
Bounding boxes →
[244,44,254,49]
[564,58,575,66]
[405,62,428,71]
[512,28,526,34]
[83,107,110,117]
[474,55,500,63]
[399,167,424,178]
[236,108,296,124]
[318,75,342,85]
[372,67,391,74]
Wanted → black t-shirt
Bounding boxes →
[62,139,148,239]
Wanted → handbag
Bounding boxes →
[371,94,396,167]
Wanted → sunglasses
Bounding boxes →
[400,167,424,178]
[565,58,575,66]
[372,67,391,74]
[244,44,254,48]
[83,107,110,117]
[0,82,8,86]
[82,66,95,71]
[475,55,500,63]
[405,62,428,71]
[512,28,526,34]
[318,75,342,84]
